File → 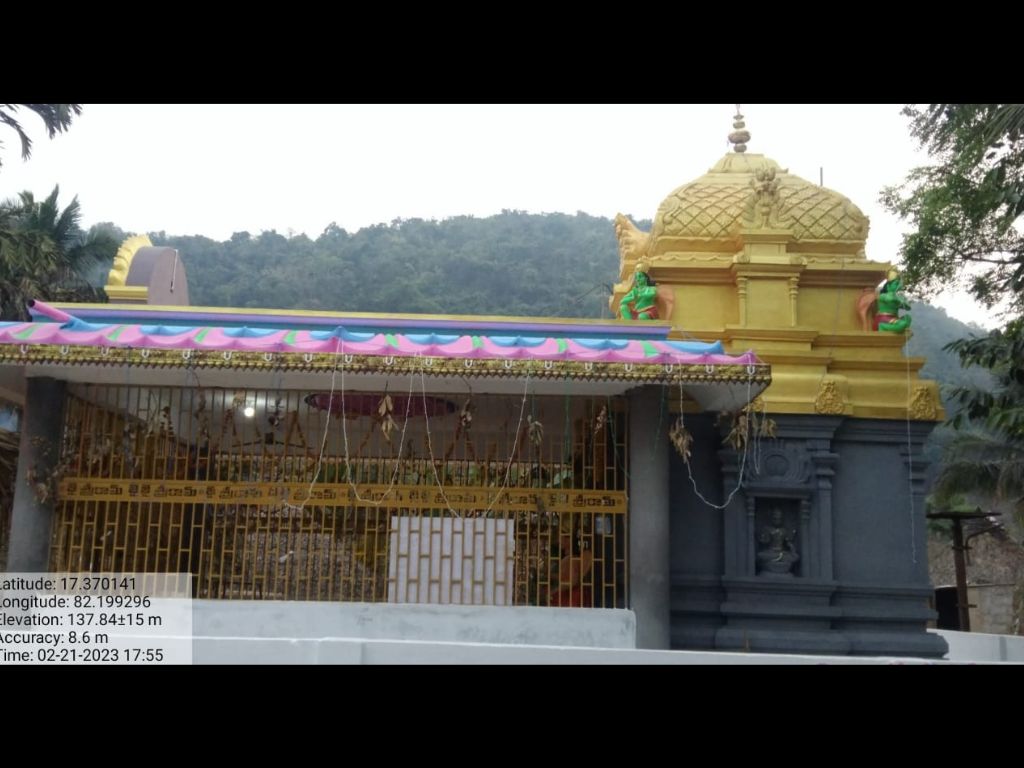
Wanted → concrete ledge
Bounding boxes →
[193,600,636,649]
[190,636,956,665]
[936,629,1024,662]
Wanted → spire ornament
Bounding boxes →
[728,104,751,153]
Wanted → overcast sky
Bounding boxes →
[0,103,996,327]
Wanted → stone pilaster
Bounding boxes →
[629,386,670,649]
[8,377,67,572]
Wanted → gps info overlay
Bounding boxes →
[1,573,192,664]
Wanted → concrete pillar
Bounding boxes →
[628,386,670,649]
[8,377,66,572]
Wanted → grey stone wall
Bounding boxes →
[669,414,948,658]
[669,413,725,650]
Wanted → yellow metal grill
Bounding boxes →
[50,384,629,607]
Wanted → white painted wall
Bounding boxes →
[193,600,636,649]
[190,637,952,665]
[935,629,1024,663]
[177,602,1024,664]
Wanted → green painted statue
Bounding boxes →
[620,264,659,320]
[874,271,912,333]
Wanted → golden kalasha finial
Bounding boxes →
[728,104,751,153]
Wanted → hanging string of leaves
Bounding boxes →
[444,394,477,462]
[669,416,693,462]
[194,390,211,446]
[527,415,544,448]
[669,396,776,463]
[718,398,777,453]
[26,435,73,504]
[121,422,141,471]
[377,390,396,441]
[267,397,284,430]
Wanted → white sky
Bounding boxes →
[0,103,997,328]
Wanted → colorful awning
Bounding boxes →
[0,301,770,392]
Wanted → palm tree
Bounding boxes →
[14,187,118,266]
[0,185,116,320]
[935,322,1024,540]
[933,427,1024,541]
[0,104,81,168]
[980,104,1024,148]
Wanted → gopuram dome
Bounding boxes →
[650,151,869,249]
[612,108,871,280]
[610,106,944,424]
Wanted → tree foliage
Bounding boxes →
[939,323,1024,538]
[0,104,81,168]
[0,105,104,320]
[885,105,1024,534]
[882,105,1024,314]
[0,186,116,320]
[946,318,1024,438]
[164,211,630,319]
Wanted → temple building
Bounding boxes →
[609,110,945,656]
[0,111,946,658]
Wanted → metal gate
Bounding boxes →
[50,385,628,607]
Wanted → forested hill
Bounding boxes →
[910,301,992,403]
[156,211,631,319]
[906,301,993,476]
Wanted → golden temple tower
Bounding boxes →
[611,107,942,422]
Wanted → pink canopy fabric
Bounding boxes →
[0,300,765,371]
[0,319,761,367]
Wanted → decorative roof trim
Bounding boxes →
[51,302,672,338]
[0,344,771,385]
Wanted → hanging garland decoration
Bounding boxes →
[669,416,693,463]
[267,397,284,430]
[417,358,533,518]
[194,388,211,448]
[26,435,71,504]
[718,399,777,453]
[673,369,759,511]
[443,386,477,464]
[527,414,544,448]
[377,386,397,442]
